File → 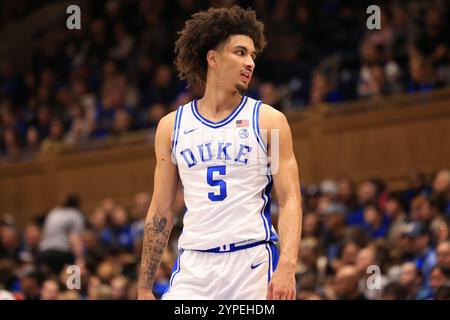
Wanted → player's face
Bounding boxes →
[216,35,256,92]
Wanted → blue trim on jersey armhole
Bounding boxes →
[264,175,279,243]
[171,105,184,156]
[259,175,272,241]
[171,106,180,150]
[175,105,185,151]
[252,100,267,154]
[161,249,184,299]
[191,96,248,128]
[264,176,278,242]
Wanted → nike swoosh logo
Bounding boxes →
[250,261,265,269]
[183,128,198,134]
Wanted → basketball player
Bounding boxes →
[137,6,302,300]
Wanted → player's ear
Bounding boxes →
[206,50,218,68]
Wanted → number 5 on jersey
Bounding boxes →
[207,165,227,201]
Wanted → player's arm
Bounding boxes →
[260,104,303,300]
[137,111,179,300]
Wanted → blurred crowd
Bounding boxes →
[1,0,450,301]
[1,0,450,162]
[1,168,450,300]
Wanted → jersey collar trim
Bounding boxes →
[191,95,247,128]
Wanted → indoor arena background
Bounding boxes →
[1,0,450,300]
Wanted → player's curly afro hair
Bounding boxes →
[174,5,266,88]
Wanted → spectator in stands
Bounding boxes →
[258,82,279,108]
[434,217,450,244]
[96,259,121,285]
[347,180,377,227]
[40,278,61,300]
[407,51,442,93]
[64,101,93,147]
[334,240,361,270]
[109,23,135,61]
[332,265,367,300]
[357,40,384,95]
[37,194,85,274]
[100,206,134,253]
[130,192,151,247]
[392,223,416,263]
[0,225,23,263]
[359,64,388,98]
[99,198,118,220]
[19,270,42,300]
[94,76,132,137]
[432,169,450,215]
[296,237,326,290]
[434,283,450,300]
[337,176,358,212]
[399,261,432,300]
[319,179,339,202]
[381,281,408,300]
[363,205,390,240]
[81,228,106,268]
[413,5,448,67]
[22,224,41,264]
[1,128,22,162]
[58,290,82,300]
[403,222,436,281]
[112,109,133,135]
[410,196,445,235]
[87,275,113,300]
[110,275,131,300]
[302,212,321,239]
[385,194,408,242]
[144,102,168,129]
[23,126,41,159]
[403,170,433,207]
[34,105,52,141]
[320,202,347,266]
[437,240,450,269]
[355,244,388,300]
[309,71,343,106]
[40,118,66,153]
[430,265,450,297]
[142,64,177,108]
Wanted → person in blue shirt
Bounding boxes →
[320,202,348,266]
[347,180,378,227]
[363,205,391,240]
[100,206,134,253]
[399,261,432,300]
[405,222,437,284]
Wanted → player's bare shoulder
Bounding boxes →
[154,110,178,151]
[156,110,177,137]
[159,110,177,130]
[258,103,289,131]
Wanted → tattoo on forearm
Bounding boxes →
[138,215,171,290]
[151,216,167,233]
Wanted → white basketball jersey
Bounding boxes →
[172,95,279,251]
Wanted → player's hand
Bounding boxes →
[137,288,156,300]
[266,260,296,300]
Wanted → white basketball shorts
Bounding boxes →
[161,241,278,300]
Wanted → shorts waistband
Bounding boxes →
[194,240,269,253]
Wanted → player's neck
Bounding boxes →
[198,83,242,116]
